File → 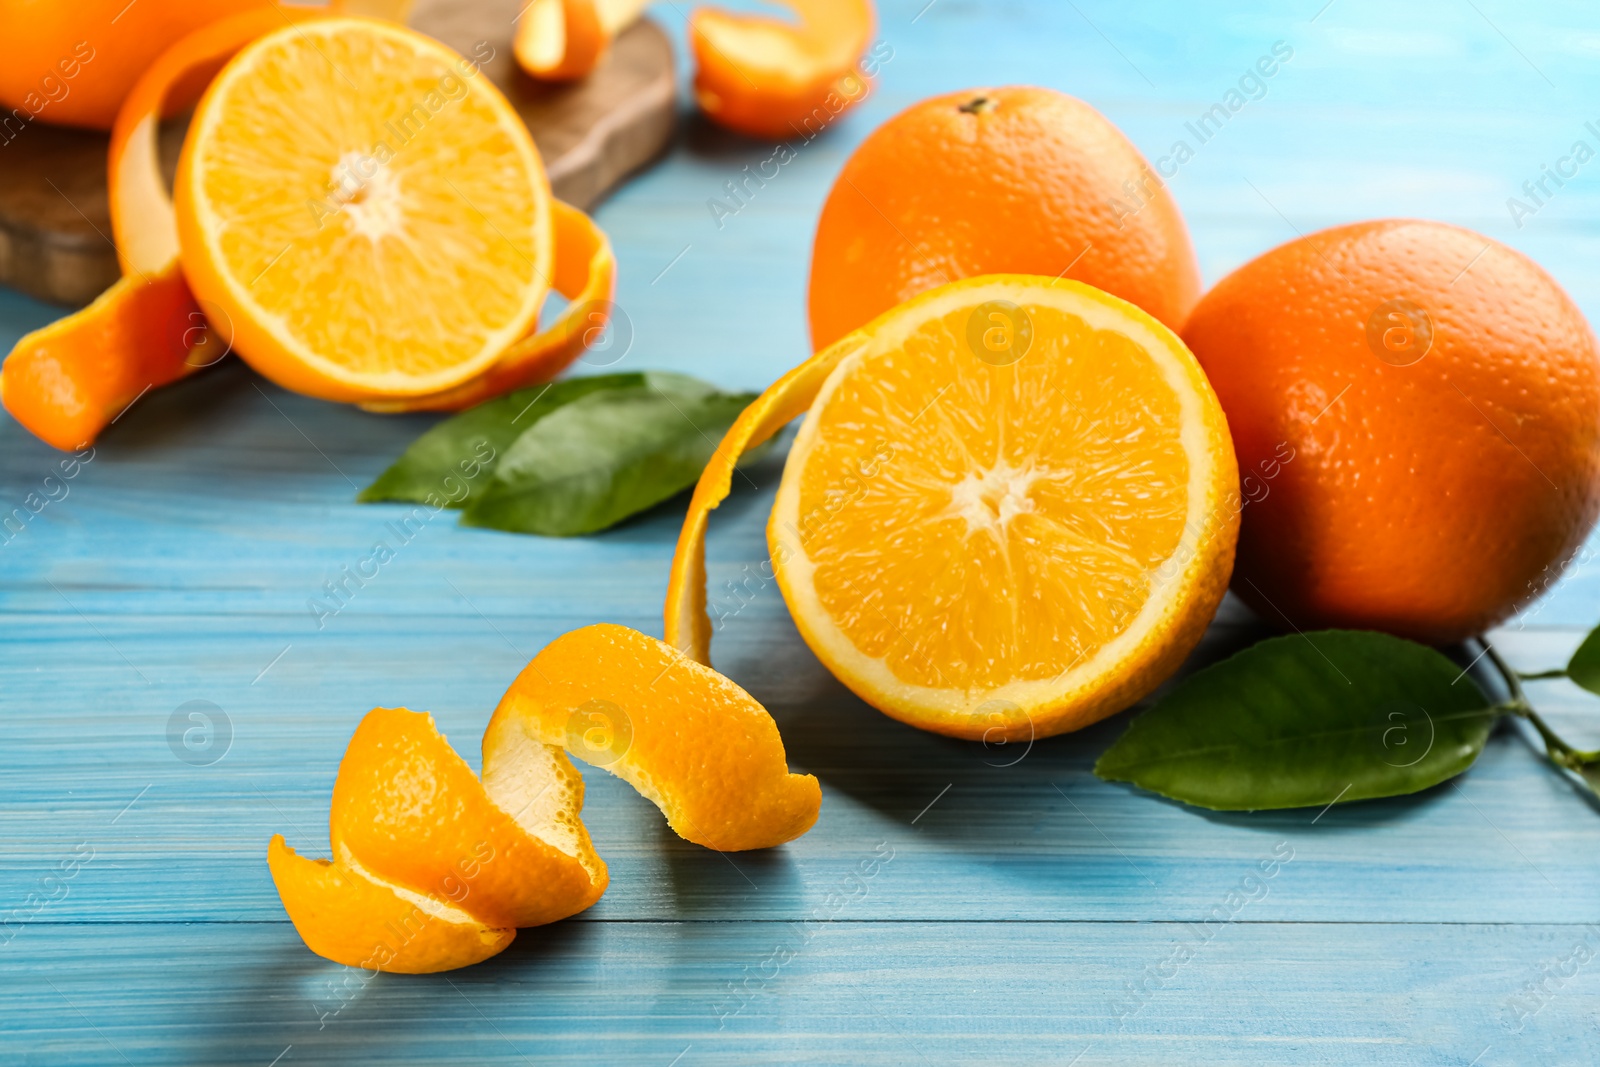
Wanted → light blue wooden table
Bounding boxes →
[4,1,1599,1063]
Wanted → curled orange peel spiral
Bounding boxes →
[690,0,876,140]
[488,623,821,852]
[271,625,818,973]
[664,334,860,663]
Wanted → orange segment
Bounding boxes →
[360,200,617,413]
[0,264,201,451]
[487,624,821,851]
[268,835,514,974]
[513,0,650,81]
[671,275,1239,741]
[175,17,554,402]
[690,0,875,139]
[330,707,605,929]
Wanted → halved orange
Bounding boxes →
[175,17,553,402]
[690,0,876,139]
[668,274,1240,741]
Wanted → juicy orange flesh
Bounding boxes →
[795,303,1190,690]
[193,27,545,378]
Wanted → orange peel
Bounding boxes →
[268,835,515,974]
[273,627,818,972]
[272,706,603,972]
[665,336,858,662]
[689,0,876,140]
[512,0,651,82]
[487,623,821,852]
[330,707,607,929]
[109,6,308,277]
[0,264,201,452]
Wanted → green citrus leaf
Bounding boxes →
[1565,625,1600,697]
[460,380,761,537]
[357,373,657,507]
[1094,630,1499,811]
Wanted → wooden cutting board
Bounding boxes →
[0,4,675,307]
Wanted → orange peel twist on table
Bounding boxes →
[270,624,819,973]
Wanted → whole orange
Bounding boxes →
[807,85,1201,349]
[1182,218,1600,644]
[0,0,271,131]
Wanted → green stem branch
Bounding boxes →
[1481,640,1600,774]
[1516,668,1567,681]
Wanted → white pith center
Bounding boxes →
[331,151,403,240]
[947,460,1042,535]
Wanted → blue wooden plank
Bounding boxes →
[4,921,1597,1065]
[1,609,1597,928]
[4,0,1600,1063]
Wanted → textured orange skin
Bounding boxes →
[0,264,199,451]
[488,624,821,851]
[807,86,1200,350]
[268,835,514,974]
[330,708,605,929]
[1182,218,1600,644]
[0,0,270,131]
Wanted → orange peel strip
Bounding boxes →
[1,8,317,452]
[0,264,200,451]
[359,200,617,413]
[487,623,821,852]
[273,705,605,972]
[690,0,876,140]
[330,707,606,929]
[513,0,650,81]
[664,335,861,663]
[268,835,515,974]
